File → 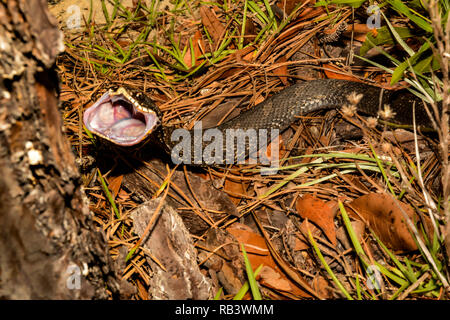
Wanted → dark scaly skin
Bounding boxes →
[214,79,435,132]
[85,79,440,164]
[160,79,438,162]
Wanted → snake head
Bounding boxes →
[83,87,160,146]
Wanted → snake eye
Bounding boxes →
[83,90,160,146]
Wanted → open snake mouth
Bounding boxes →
[83,88,159,146]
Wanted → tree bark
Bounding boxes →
[0,0,120,299]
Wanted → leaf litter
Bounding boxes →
[51,0,446,300]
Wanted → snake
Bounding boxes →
[83,79,440,165]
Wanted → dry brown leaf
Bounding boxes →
[117,188,130,201]
[259,266,293,292]
[107,175,123,198]
[262,134,285,164]
[336,219,365,250]
[272,56,289,86]
[241,49,255,62]
[297,7,325,22]
[349,23,373,34]
[342,23,373,42]
[200,6,226,46]
[319,135,329,146]
[223,178,246,205]
[227,223,312,298]
[227,46,255,64]
[227,224,269,256]
[296,194,337,245]
[116,40,131,48]
[243,19,257,45]
[253,94,265,105]
[312,275,333,299]
[346,193,433,252]
[293,237,309,251]
[183,30,206,69]
[295,219,322,249]
[341,175,371,193]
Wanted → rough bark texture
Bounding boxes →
[0,0,120,299]
[131,198,213,300]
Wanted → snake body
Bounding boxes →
[213,79,435,131]
[83,79,439,164]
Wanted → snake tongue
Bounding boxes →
[109,118,147,141]
[83,91,159,146]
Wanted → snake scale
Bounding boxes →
[83,79,440,165]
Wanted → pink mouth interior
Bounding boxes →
[83,92,158,146]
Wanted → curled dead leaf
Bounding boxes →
[345,193,434,252]
[200,6,225,46]
[223,178,247,205]
[272,56,289,86]
[107,175,123,198]
[259,266,292,292]
[336,219,365,250]
[296,194,338,245]
[312,275,333,299]
[227,223,312,298]
[183,30,207,69]
[295,220,322,250]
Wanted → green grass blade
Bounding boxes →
[355,274,362,300]
[369,229,417,283]
[144,48,168,81]
[149,42,189,70]
[125,245,138,262]
[87,0,94,25]
[83,126,96,146]
[326,0,366,8]
[307,224,353,299]
[110,0,120,22]
[189,37,196,68]
[389,282,410,300]
[380,10,415,57]
[339,201,368,260]
[97,169,120,219]
[354,54,433,102]
[339,201,408,286]
[108,36,126,60]
[100,0,111,26]
[241,244,262,300]
[239,0,249,50]
[248,1,269,25]
[368,143,396,196]
[259,158,323,199]
[214,287,223,300]
[386,0,433,33]
[233,264,263,300]
[262,0,277,30]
